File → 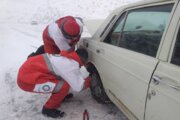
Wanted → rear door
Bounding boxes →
[146,2,180,119]
[87,2,174,120]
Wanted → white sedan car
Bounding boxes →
[80,0,180,120]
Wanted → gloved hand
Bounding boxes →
[80,66,90,79]
[84,76,92,89]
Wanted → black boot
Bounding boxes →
[63,93,73,102]
[42,106,65,118]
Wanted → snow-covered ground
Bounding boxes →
[0,0,141,120]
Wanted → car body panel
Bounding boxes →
[90,41,159,120]
[146,62,180,120]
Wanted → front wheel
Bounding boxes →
[90,72,111,104]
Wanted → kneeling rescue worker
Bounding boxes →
[17,48,91,118]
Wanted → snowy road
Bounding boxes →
[0,24,129,120]
[0,0,141,119]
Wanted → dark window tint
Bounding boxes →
[104,13,126,46]
[171,28,180,66]
[119,4,173,57]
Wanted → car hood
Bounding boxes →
[83,19,105,37]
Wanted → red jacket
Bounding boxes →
[17,51,90,92]
[17,51,91,109]
[42,16,80,54]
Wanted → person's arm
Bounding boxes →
[61,65,90,92]
[62,68,85,92]
[49,55,90,92]
[79,66,91,89]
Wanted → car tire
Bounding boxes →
[90,71,111,104]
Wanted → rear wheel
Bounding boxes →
[90,71,111,104]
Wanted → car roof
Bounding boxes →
[112,0,175,13]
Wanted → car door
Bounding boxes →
[145,2,180,119]
[85,2,174,120]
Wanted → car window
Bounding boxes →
[120,4,173,57]
[100,15,116,37]
[104,12,126,46]
[171,27,180,66]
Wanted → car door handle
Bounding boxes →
[96,49,100,53]
[152,75,180,91]
[85,42,88,48]
[96,49,104,54]
[83,41,89,48]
